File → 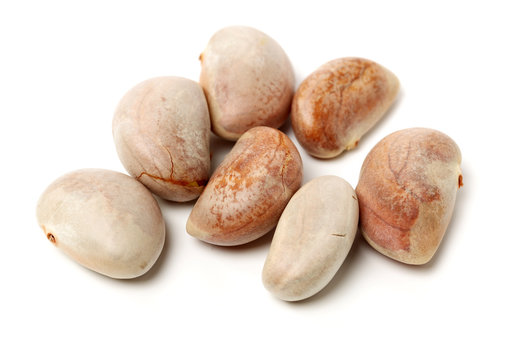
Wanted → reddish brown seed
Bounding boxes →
[291,57,399,158]
[356,128,462,265]
[186,126,303,246]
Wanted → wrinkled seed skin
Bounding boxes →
[199,26,295,141]
[186,126,303,246]
[36,169,166,279]
[356,128,462,265]
[113,76,210,202]
[291,57,399,158]
[262,176,359,301]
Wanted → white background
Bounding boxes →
[1,1,509,359]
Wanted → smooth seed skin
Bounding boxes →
[262,176,359,301]
[199,26,295,141]
[356,128,462,265]
[291,57,399,158]
[113,76,210,202]
[186,126,303,246]
[36,169,166,279]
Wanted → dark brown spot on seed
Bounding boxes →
[47,233,56,245]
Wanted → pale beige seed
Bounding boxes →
[36,169,165,279]
[199,26,294,141]
[113,76,210,202]
[262,176,359,301]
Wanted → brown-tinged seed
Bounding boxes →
[291,57,399,158]
[186,126,303,246]
[356,128,462,265]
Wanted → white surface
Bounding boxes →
[1,1,509,359]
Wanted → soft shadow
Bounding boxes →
[158,196,197,208]
[279,115,293,135]
[210,132,234,172]
[196,228,275,253]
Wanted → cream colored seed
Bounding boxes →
[262,175,359,301]
[36,168,166,279]
[199,26,294,141]
[113,76,210,202]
